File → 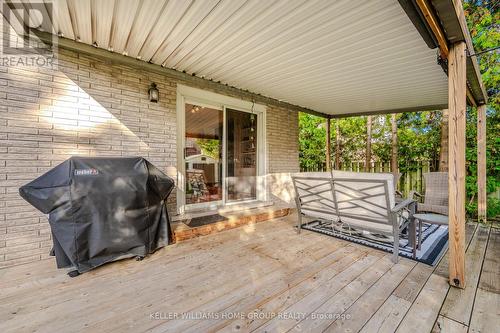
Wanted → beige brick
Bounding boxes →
[6,160,50,167]
[0,255,42,268]
[5,234,50,247]
[0,242,39,255]
[4,247,47,260]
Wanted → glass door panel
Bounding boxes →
[225,108,257,202]
[184,103,223,205]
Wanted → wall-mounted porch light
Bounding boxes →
[148,83,159,103]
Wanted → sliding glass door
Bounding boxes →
[184,103,259,210]
[184,103,223,207]
[225,108,258,203]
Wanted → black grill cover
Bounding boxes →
[19,157,175,273]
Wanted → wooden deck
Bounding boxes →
[0,214,498,333]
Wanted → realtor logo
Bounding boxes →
[74,169,99,176]
[1,0,55,62]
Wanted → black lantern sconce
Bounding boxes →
[148,83,159,103]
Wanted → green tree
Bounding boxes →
[464,0,500,218]
[196,139,220,160]
[464,0,499,105]
[335,116,366,167]
[397,111,441,172]
[298,113,326,171]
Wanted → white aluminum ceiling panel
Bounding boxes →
[51,0,74,39]
[92,0,114,49]
[66,0,91,44]
[161,0,248,69]
[150,0,220,64]
[109,0,140,54]
[20,0,448,115]
[123,0,167,58]
[179,0,307,74]
[136,0,192,61]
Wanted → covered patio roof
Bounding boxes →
[3,0,487,117]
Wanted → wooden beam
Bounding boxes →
[415,0,480,107]
[448,41,467,289]
[415,0,449,58]
[451,0,488,104]
[477,104,487,223]
[326,118,331,171]
[466,87,477,107]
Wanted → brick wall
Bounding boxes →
[0,34,299,268]
[266,105,300,174]
[265,106,300,207]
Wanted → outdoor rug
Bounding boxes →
[302,220,448,265]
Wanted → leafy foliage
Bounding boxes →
[335,116,367,165]
[299,112,442,172]
[464,0,500,105]
[298,113,326,171]
[464,0,500,217]
[196,139,220,160]
[397,111,441,172]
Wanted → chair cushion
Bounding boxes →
[300,211,407,235]
[331,171,395,209]
[293,171,396,208]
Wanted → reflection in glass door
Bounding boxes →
[225,108,257,202]
[184,103,223,205]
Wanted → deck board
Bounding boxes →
[360,263,434,332]
[395,273,450,333]
[0,214,497,333]
[285,255,395,333]
[440,225,489,325]
[431,315,468,332]
[395,222,488,333]
[180,245,370,333]
[477,226,500,293]
[468,225,500,333]
[468,288,500,333]
[324,259,415,332]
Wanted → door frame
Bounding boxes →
[176,85,266,214]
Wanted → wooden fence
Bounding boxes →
[300,160,432,197]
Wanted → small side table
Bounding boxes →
[413,213,448,250]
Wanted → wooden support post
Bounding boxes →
[448,41,467,289]
[391,114,398,188]
[326,118,331,171]
[366,116,372,172]
[335,120,341,170]
[439,109,449,171]
[477,104,487,223]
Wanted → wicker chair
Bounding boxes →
[411,172,448,248]
[411,172,448,216]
